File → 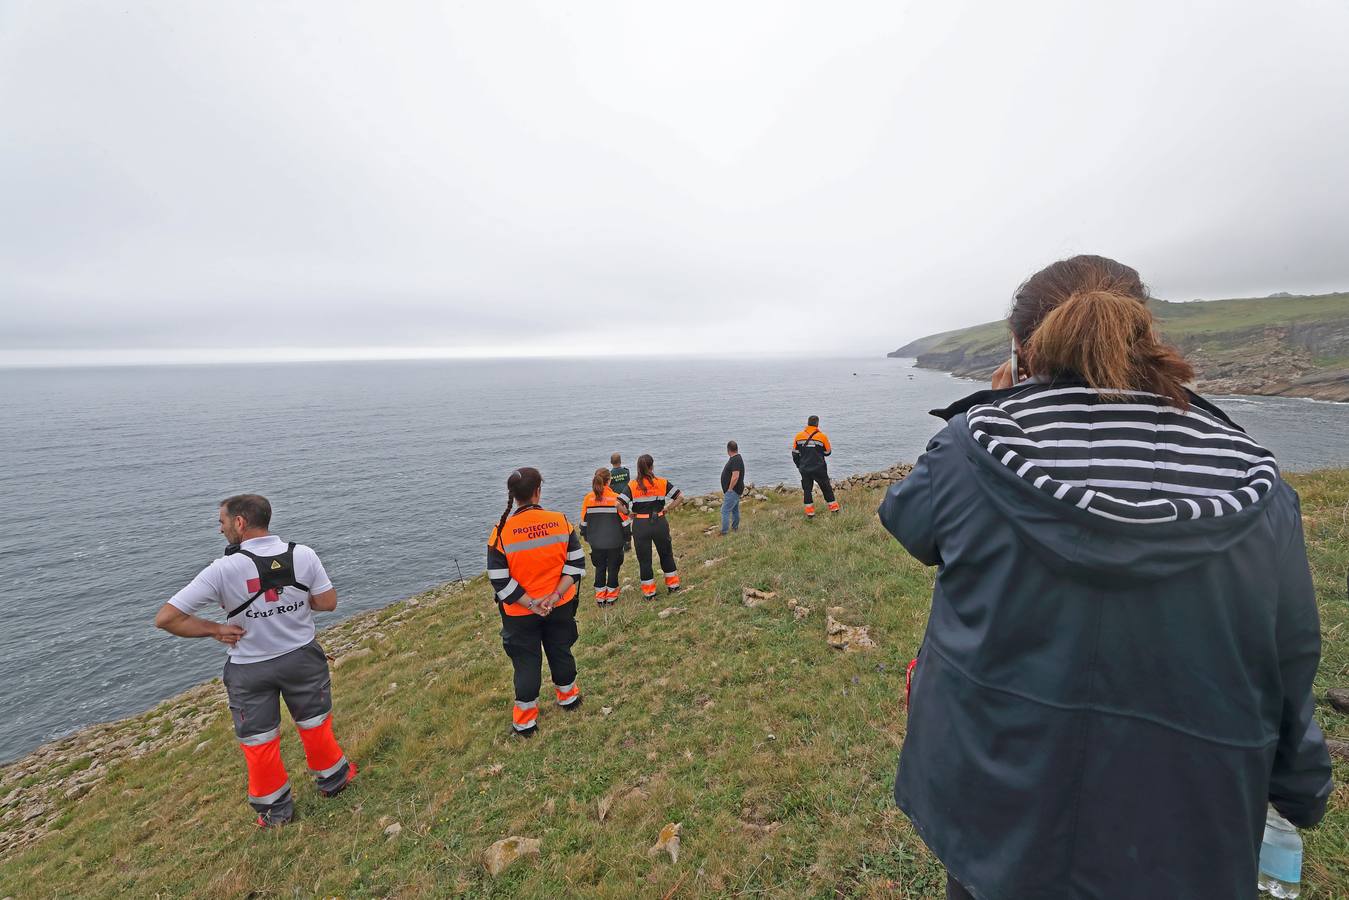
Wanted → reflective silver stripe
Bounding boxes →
[557,681,576,693]
[504,533,570,553]
[515,700,538,710]
[558,692,580,707]
[587,506,619,514]
[663,571,678,578]
[513,721,536,731]
[641,579,655,586]
[567,547,586,560]
[496,578,521,600]
[311,755,348,779]
[249,781,291,805]
[295,711,331,731]
[487,567,511,578]
[240,727,280,746]
[562,564,585,576]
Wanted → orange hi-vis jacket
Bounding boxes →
[487,506,586,616]
[580,488,631,550]
[792,427,832,471]
[622,476,681,518]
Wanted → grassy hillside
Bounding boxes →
[890,292,1349,400]
[2,469,1348,898]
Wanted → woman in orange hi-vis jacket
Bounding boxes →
[620,454,683,599]
[486,467,587,737]
[581,468,631,606]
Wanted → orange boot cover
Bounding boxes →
[295,712,348,781]
[828,501,841,512]
[240,729,290,808]
[556,681,580,707]
[663,571,680,589]
[594,586,606,603]
[640,579,657,599]
[804,504,816,517]
[513,700,539,732]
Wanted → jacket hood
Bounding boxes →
[944,382,1283,582]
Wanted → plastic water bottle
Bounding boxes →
[1258,806,1301,898]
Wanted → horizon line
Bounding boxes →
[0,346,914,371]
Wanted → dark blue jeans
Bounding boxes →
[720,491,740,533]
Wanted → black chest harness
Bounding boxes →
[224,542,311,619]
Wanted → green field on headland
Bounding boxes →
[2,467,1347,898]
[892,292,1349,401]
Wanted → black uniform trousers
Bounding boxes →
[591,546,623,590]
[499,599,578,702]
[632,516,676,582]
[800,468,835,505]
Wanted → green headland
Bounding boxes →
[891,292,1349,401]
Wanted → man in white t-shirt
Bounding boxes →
[155,494,356,827]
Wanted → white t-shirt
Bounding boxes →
[168,535,333,665]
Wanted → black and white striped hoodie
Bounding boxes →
[964,382,1278,524]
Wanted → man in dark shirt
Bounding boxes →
[609,453,630,493]
[720,441,745,535]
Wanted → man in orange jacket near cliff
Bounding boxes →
[792,415,840,518]
[154,494,356,827]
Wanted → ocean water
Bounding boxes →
[2,357,1348,763]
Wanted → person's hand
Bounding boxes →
[538,592,559,615]
[213,623,245,646]
[992,360,1020,390]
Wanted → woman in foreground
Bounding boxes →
[487,467,586,737]
[879,255,1332,898]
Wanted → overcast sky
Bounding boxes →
[2,0,1347,365]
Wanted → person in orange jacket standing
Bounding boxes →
[581,468,631,606]
[487,467,586,737]
[792,415,840,518]
[620,454,683,599]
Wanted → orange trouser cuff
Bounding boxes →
[513,701,539,731]
[296,713,345,775]
[241,736,289,803]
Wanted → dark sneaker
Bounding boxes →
[667,585,682,593]
[513,725,537,739]
[255,811,293,829]
[560,696,583,712]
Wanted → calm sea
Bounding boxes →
[3,357,1348,763]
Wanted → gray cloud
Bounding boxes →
[3,0,1347,364]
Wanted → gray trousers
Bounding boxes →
[223,640,350,821]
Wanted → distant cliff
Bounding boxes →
[890,292,1349,402]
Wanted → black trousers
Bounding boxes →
[499,600,578,702]
[632,517,677,582]
[591,546,623,589]
[800,469,835,505]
